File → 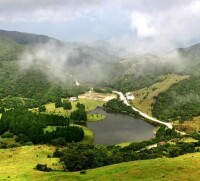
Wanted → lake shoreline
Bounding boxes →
[87,107,155,145]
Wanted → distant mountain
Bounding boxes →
[0,29,61,45]
[177,43,200,62]
[164,43,200,60]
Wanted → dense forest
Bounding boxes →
[0,107,84,145]
[152,75,200,122]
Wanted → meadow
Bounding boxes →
[131,74,189,116]
[0,145,199,181]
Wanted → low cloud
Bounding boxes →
[18,41,74,83]
[18,40,120,84]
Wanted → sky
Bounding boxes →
[1,0,200,54]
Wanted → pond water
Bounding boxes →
[87,108,155,145]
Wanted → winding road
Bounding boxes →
[113,91,174,129]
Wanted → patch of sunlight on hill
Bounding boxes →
[131,74,189,116]
[174,116,200,134]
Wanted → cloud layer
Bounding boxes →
[1,0,200,54]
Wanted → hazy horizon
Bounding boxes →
[1,0,200,54]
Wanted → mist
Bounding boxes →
[18,40,121,85]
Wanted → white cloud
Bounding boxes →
[121,0,200,54]
[131,12,156,38]
[1,0,200,53]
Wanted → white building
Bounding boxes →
[70,97,78,101]
[125,92,135,101]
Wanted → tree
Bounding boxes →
[0,107,5,113]
[63,100,72,110]
[70,109,87,121]
[62,149,89,171]
[55,98,62,108]
[35,164,52,172]
[76,102,85,110]
[38,105,46,112]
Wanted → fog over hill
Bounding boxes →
[1,28,200,87]
[0,29,62,45]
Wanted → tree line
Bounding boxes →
[0,107,84,145]
[103,98,140,118]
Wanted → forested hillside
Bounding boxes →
[152,76,200,122]
[0,37,22,61]
[0,29,60,45]
[1,29,200,125]
[152,44,200,123]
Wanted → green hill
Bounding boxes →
[151,44,200,126]
[0,145,199,181]
[0,29,61,45]
[0,37,22,61]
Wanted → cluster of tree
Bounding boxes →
[152,76,200,122]
[38,105,46,112]
[93,87,112,94]
[54,139,199,171]
[122,126,181,152]
[0,97,39,109]
[37,114,68,126]
[70,103,87,122]
[0,107,44,143]
[63,100,72,110]
[155,125,179,138]
[35,164,52,172]
[189,132,200,140]
[44,126,84,145]
[0,107,84,145]
[55,98,72,110]
[103,99,140,118]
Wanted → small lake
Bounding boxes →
[87,108,155,145]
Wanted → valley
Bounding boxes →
[0,29,200,180]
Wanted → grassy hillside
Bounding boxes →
[0,145,199,181]
[152,75,200,122]
[174,116,200,133]
[131,74,189,115]
[44,98,105,116]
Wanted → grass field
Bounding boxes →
[131,74,189,116]
[0,145,200,181]
[45,98,105,117]
[87,114,105,122]
[0,135,18,146]
[174,116,200,134]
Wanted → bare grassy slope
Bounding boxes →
[131,74,189,116]
[0,145,199,181]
